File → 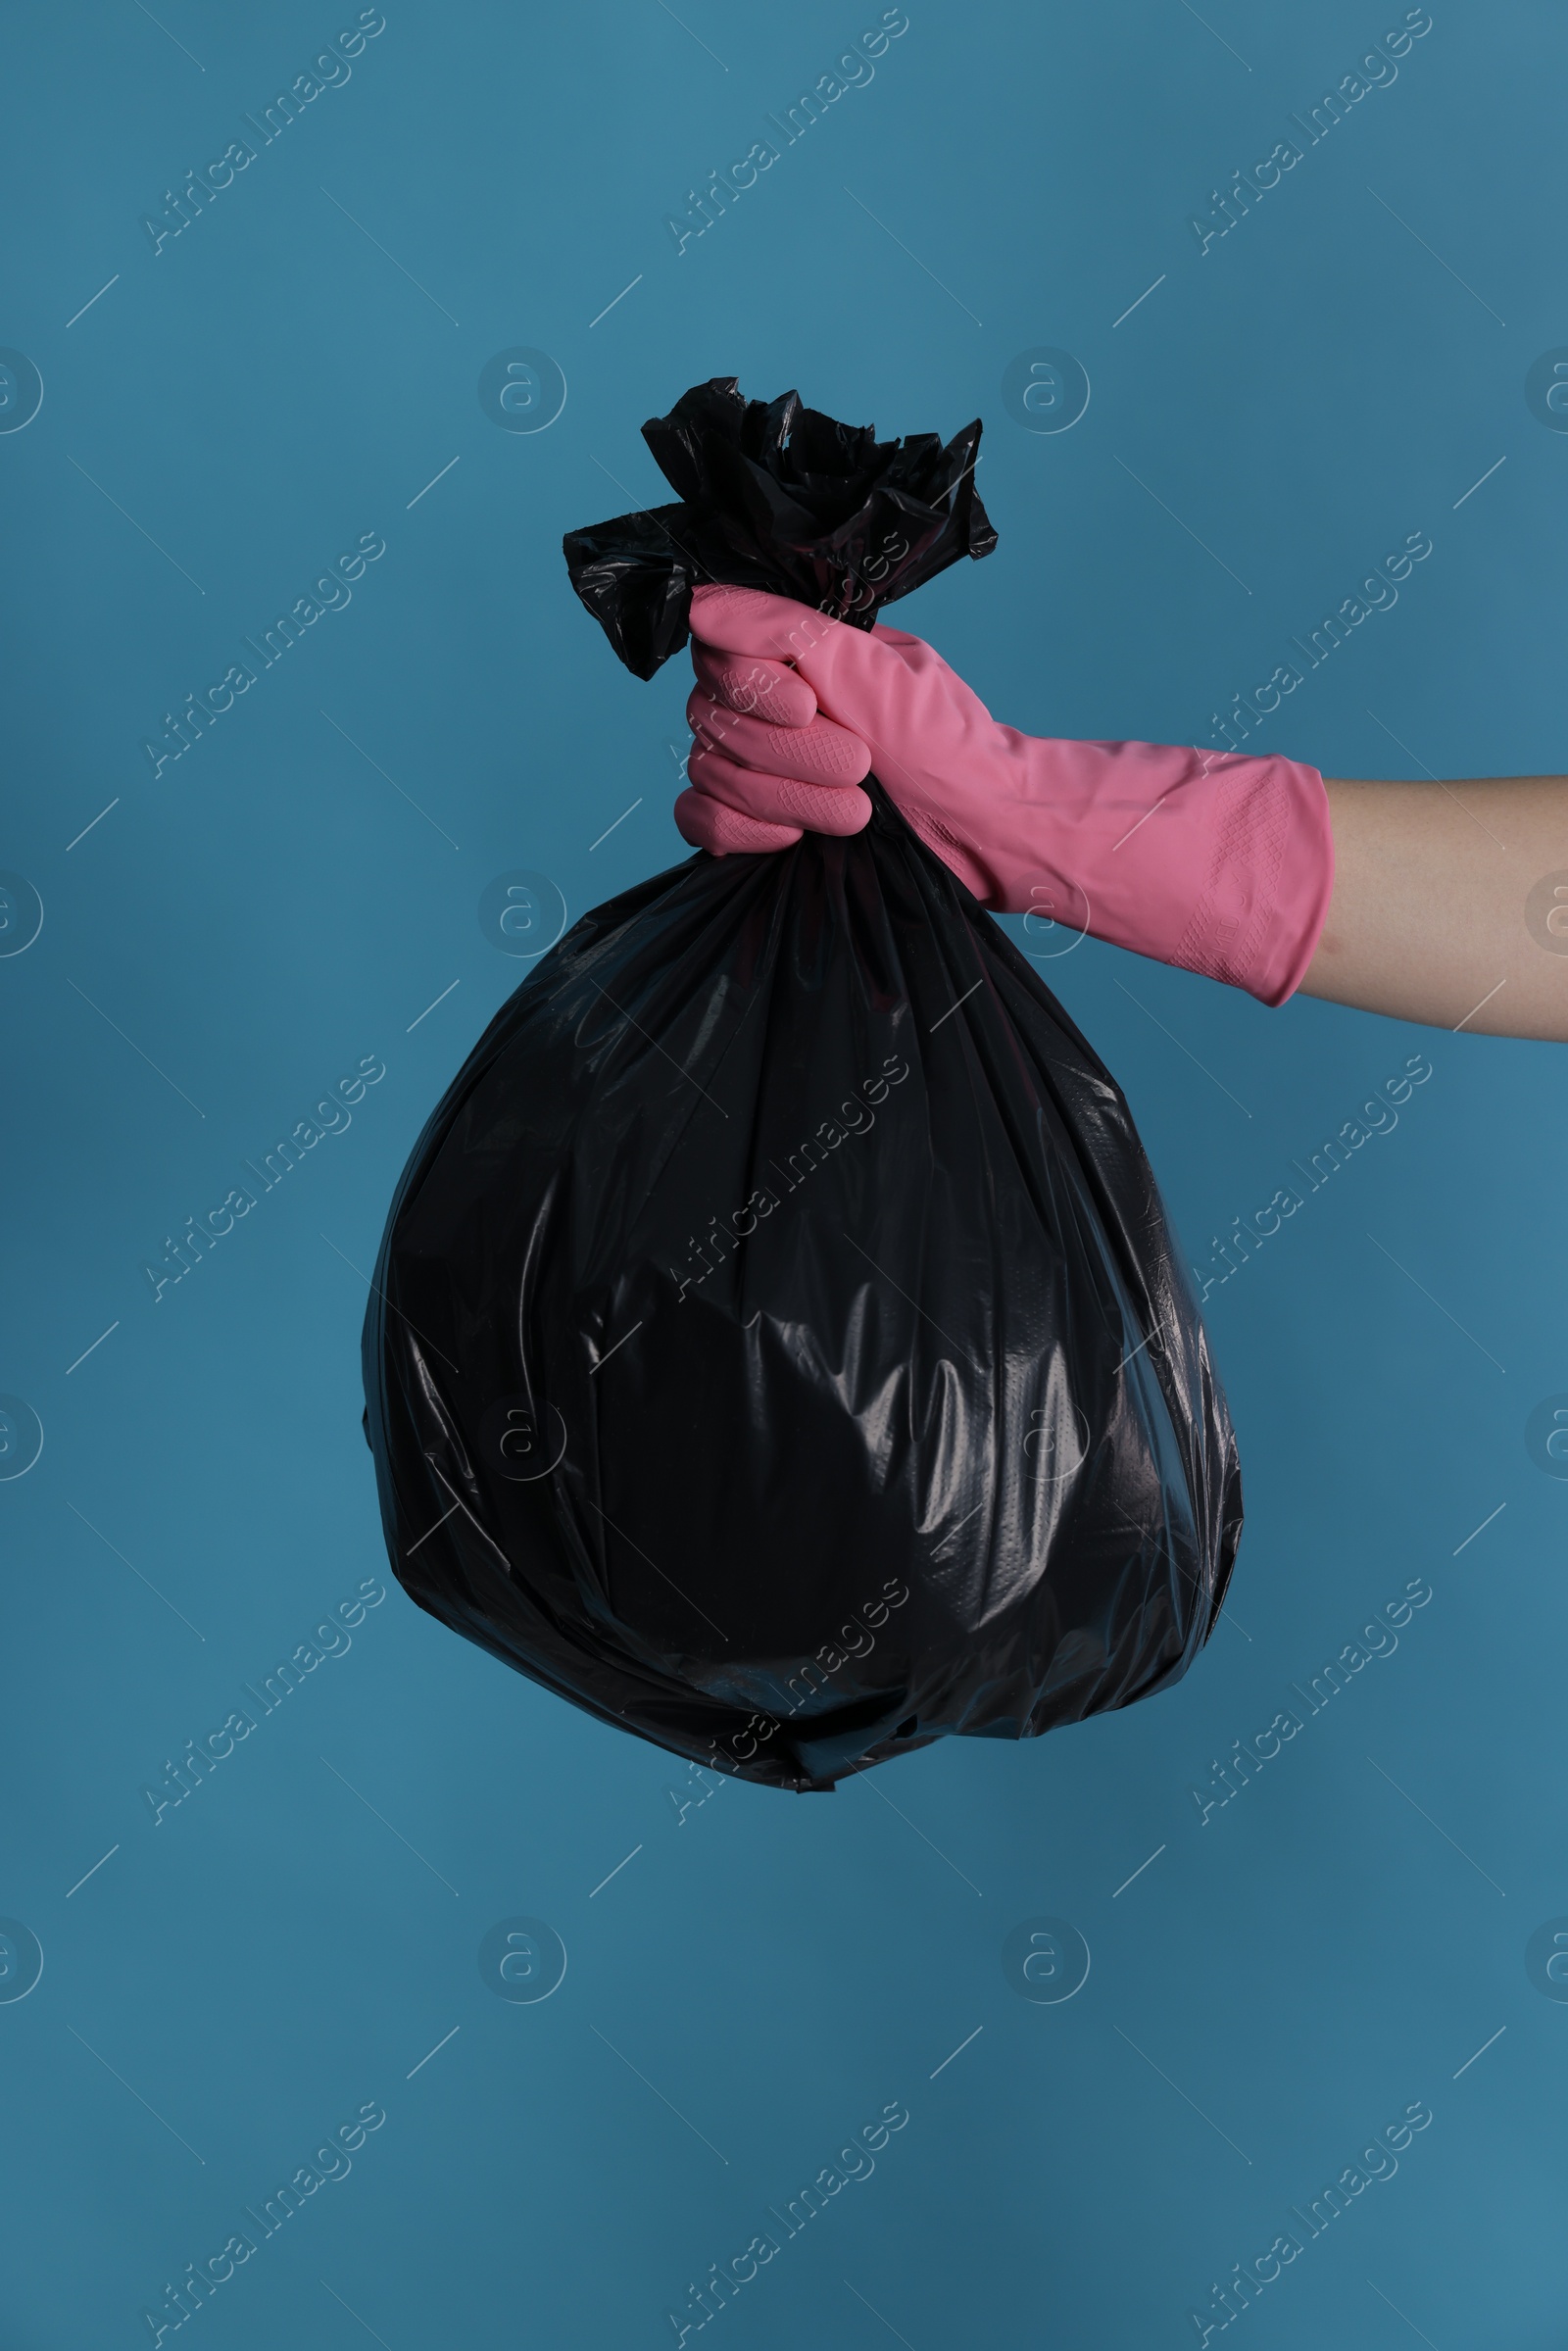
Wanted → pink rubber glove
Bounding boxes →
[677,585,1335,1006]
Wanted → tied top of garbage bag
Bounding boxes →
[563,376,998,677]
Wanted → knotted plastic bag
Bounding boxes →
[361,379,1242,1791]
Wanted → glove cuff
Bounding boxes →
[1167,753,1335,1005]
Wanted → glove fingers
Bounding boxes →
[687,691,872,786]
[674,786,802,857]
[687,745,872,837]
[691,583,916,733]
[691,641,816,727]
[689,583,837,666]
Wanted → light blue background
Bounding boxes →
[3,2,1565,2343]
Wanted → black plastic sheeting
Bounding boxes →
[561,375,996,673]
[361,380,1242,1792]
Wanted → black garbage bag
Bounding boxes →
[361,379,1242,1792]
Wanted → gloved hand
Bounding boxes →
[677,584,1335,1006]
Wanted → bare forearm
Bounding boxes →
[1298,775,1568,1040]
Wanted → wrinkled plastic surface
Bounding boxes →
[362,383,1242,1791]
[563,377,997,678]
